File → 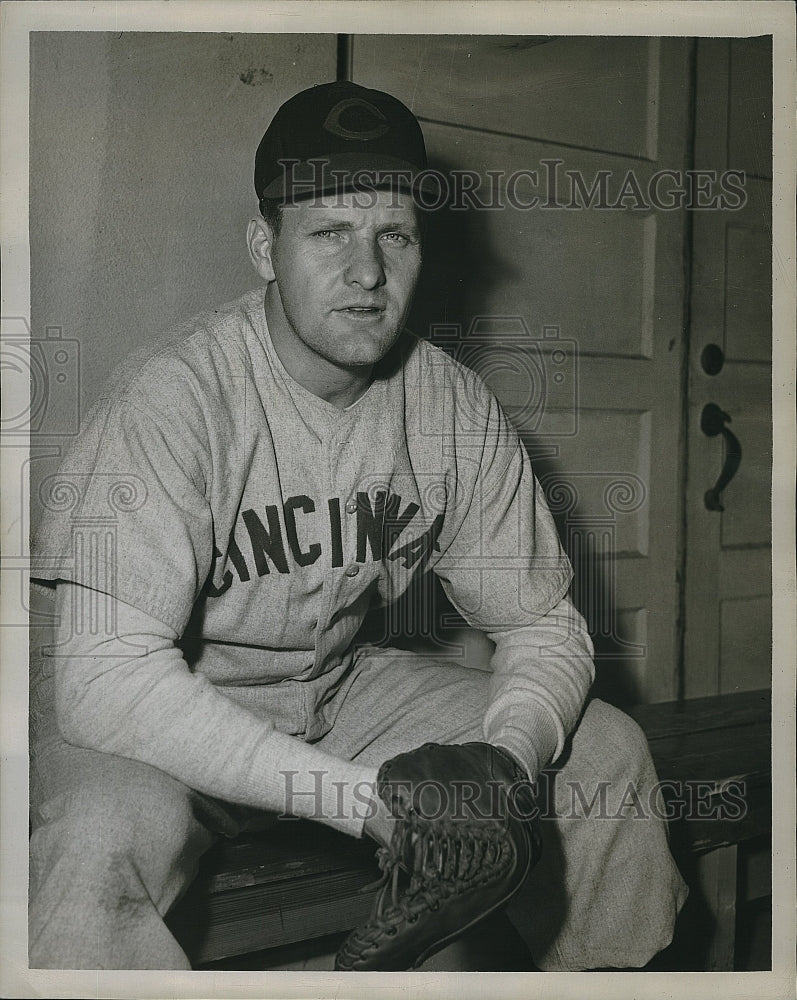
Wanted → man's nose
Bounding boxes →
[344,238,386,289]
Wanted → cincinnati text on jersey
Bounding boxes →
[206,489,444,596]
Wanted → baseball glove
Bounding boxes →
[335,741,542,971]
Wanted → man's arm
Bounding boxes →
[50,581,379,836]
[433,387,594,782]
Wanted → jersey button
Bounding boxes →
[344,564,360,577]
[345,499,357,514]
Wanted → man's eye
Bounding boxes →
[313,230,337,240]
[380,233,409,246]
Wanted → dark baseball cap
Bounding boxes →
[254,81,429,202]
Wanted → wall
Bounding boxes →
[28,32,337,532]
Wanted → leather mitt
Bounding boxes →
[335,741,542,971]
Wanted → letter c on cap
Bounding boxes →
[323,98,389,141]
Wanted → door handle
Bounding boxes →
[701,403,742,512]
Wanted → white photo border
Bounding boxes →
[1,2,794,998]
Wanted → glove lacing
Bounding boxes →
[361,805,512,930]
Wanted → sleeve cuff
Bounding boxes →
[483,698,559,782]
[249,730,380,838]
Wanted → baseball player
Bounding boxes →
[29,81,687,971]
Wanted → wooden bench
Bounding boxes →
[627,688,771,971]
[166,689,771,971]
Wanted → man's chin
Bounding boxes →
[329,329,402,369]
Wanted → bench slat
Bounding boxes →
[191,821,377,895]
[628,688,770,740]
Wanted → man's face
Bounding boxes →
[259,188,423,373]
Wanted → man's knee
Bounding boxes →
[31,761,203,912]
[65,757,193,829]
[603,702,649,759]
[575,699,655,780]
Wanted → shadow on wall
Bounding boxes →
[402,155,643,708]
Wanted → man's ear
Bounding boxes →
[247,217,276,282]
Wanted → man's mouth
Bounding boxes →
[335,306,384,318]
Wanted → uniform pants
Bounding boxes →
[29,646,688,970]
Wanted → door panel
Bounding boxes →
[352,35,662,159]
[417,122,663,357]
[719,596,772,693]
[727,36,773,181]
[724,218,773,362]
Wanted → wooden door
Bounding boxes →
[683,37,773,697]
[352,35,693,704]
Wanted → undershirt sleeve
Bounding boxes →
[51,581,378,837]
